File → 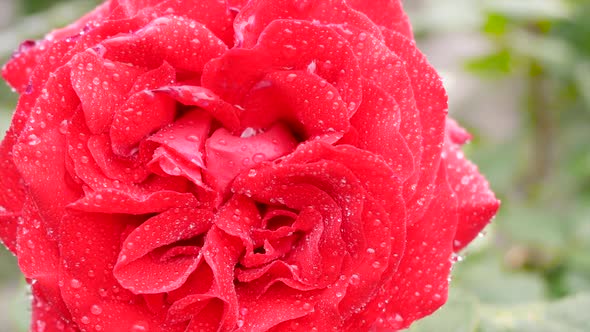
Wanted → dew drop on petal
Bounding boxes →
[70,279,82,289]
[91,305,102,315]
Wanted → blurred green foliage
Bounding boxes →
[0,0,588,331]
[407,0,590,330]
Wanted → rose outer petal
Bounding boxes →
[383,30,448,222]
[443,133,500,252]
[346,0,413,39]
[347,165,458,330]
[346,80,414,180]
[235,0,382,48]
[59,210,185,331]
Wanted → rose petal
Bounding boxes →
[346,0,413,38]
[348,165,458,330]
[0,138,25,253]
[200,227,243,331]
[30,283,77,332]
[256,20,362,115]
[148,110,212,169]
[235,0,382,48]
[103,16,227,74]
[155,85,240,132]
[443,137,500,252]
[345,80,414,180]
[152,0,235,46]
[203,19,363,119]
[334,25,422,178]
[69,188,198,215]
[240,70,350,140]
[114,208,213,294]
[70,49,145,134]
[13,65,82,238]
[383,30,448,221]
[87,134,150,184]
[205,123,297,192]
[236,283,317,331]
[148,147,207,188]
[59,210,184,331]
[110,90,177,156]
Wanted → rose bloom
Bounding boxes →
[0,0,499,331]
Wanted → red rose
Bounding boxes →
[0,0,499,331]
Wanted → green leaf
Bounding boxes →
[407,288,479,332]
[465,50,513,77]
[483,13,509,36]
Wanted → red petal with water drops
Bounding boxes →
[155,85,241,132]
[69,189,198,215]
[200,227,243,331]
[110,90,176,156]
[348,166,458,330]
[2,41,46,93]
[152,0,235,46]
[334,25,423,180]
[59,211,184,332]
[241,70,350,139]
[205,123,297,192]
[346,80,414,180]
[87,134,150,184]
[12,65,81,235]
[256,20,362,115]
[237,283,318,331]
[103,16,227,74]
[235,0,382,48]
[443,133,500,252]
[346,0,413,38]
[383,30,448,221]
[70,49,145,134]
[30,282,77,332]
[114,208,213,294]
[0,139,25,253]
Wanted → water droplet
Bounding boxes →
[240,127,257,138]
[70,279,82,289]
[186,135,200,142]
[286,73,298,82]
[372,261,381,269]
[27,134,41,146]
[80,316,90,324]
[130,321,149,332]
[252,153,265,163]
[91,305,102,315]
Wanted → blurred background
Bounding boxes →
[0,0,589,330]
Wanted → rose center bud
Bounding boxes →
[204,123,298,195]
